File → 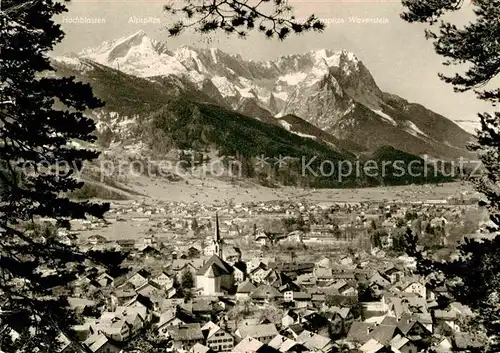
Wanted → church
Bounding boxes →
[196,213,235,295]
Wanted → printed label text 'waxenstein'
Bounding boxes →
[348,16,389,24]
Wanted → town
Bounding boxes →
[14,189,491,353]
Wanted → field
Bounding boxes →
[118,175,475,204]
[74,178,478,243]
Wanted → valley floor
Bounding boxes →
[114,176,475,204]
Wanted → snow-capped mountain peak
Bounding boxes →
[312,48,341,68]
[76,31,193,78]
[173,46,209,73]
[56,31,377,112]
[54,31,381,126]
[51,30,473,160]
[80,30,146,61]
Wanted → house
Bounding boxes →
[262,269,288,287]
[295,273,317,288]
[190,343,213,353]
[413,312,433,333]
[95,273,114,288]
[368,271,391,289]
[122,270,149,290]
[84,333,120,353]
[213,298,235,313]
[136,280,163,299]
[255,231,270,246]
[308,314,334,337]
[137,245,161,258]
[235,323,279,344]
[250,285,282,303]
[401,281,426,299]
[331,269,356,281]
[281,310,299,328]
[295,330,333,353]
[165,286,178,299]
[359,293,387,314]
[311,293,326,304]
[397,314,432,341]
[383,265,404,284]
[233,262,246,283]
[249,266,271,284]
[143,232,158,247]
[283,291,311,303]
[367,324,399,346]
[116,239,136,249]
[171,259,205,285]
[232,336,264,353]
[182,244,203,259]
[358,339,392,353]
[163,298,185,309]
[282,324,306,340]
[201,321,234,352]
[390,334,418,353]
[268,335,308,353]
[115,305,148,335]
[125,294,155,320]
[236,280,257,301]
[154,272,174,289]
[449,302,474,317]
[122,313,144,338]
[192,299,213,320]
[313,268,334,283]
[325,306,354,335]
[386,294,428,320]
[434,310,460,333]
[93,314,130,342]
[279,262,314,276]
[339,255,353,266]
[156,309,185,334]
[174,219,186,229]
[434,335,453,353]
[278,281,303,294]
[113,289,137,305]
[246,259,267,273]
[322,279,357,296]
[56,333,86,353]
[286,231,303,243]
[346,322,376,344]
[223,246,241,264]
[168,323,205,349]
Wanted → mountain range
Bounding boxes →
[50,30,474,189]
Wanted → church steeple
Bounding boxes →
[214,212,222,258]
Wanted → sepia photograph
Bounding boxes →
[0,0,499,352]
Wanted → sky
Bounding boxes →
[52,0,495,133]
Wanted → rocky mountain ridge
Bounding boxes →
[53,30,474,160]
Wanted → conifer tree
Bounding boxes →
[0,1,116,351]
[164,0,324,40]
[1,0,324,351]
[181,269,195,289]
[401,0,500,350]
